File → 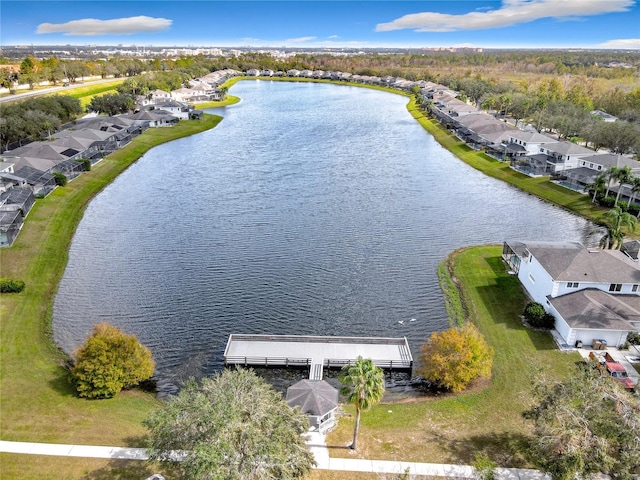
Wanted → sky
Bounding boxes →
[1,0,639,50]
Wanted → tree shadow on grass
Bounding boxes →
[438,431,532,468]
[47,365,77,397]
[82,459,181,480]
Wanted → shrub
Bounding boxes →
[599,196,616,208]
[419,323,494,393]
[0,278,26,293]
[627,332,640,345]
[76,158,91,171]
[71,322,155,399]
[53,172,67,186]
[523,302,546,326]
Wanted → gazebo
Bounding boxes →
[286,380,339,431]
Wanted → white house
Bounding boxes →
[502,240,640,347]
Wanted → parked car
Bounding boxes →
[589,351,635,390]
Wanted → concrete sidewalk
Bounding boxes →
[1,438,549,479]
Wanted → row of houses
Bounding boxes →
[0,96,205,246]
[426,86,638,200]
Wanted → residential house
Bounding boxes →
[561,153,640,194]
[536,141,594,174]
[591,110,618,123]
[0,187,36,246]
[502,240,640,347]
[12,166,56,196]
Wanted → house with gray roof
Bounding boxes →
[503,240,640,347]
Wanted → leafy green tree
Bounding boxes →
[71,322,155,399]
[600,206,637,249]
[144,368,315,480]
[419,323,494,393]
[339,356,385,450]
[523,364,640,479]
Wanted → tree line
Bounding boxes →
[0,95,83,150]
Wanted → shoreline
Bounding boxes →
[0,79,612,477]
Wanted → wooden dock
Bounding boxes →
[223,334,413,380]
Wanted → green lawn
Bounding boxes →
[327,245,581,467]
[0,115,222,478]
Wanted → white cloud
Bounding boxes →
[37,16,172,36]
[284,36,317,44]
[598,38,640,48]
[376,0,634,32]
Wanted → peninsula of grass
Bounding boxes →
[327,245,581,467]
[0,114,222,477]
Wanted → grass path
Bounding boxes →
[0,115,222,478]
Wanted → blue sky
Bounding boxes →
[2,0,639,49]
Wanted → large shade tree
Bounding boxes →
[144,368,315,480]
[339,356,385,450]
[524,363,640,479]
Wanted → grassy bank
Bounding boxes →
[0,115,222,478]
[327,245,580,467]
[406,97,611,227]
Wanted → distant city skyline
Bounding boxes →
[2,0,639,50]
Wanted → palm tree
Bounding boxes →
[600,206,637,249]
[586,172,607,203]
[603,166,620,199]
[339,356,385,450]
[612,166,634,206]
[627,176,640,213]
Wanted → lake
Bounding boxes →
[53,81,601,395]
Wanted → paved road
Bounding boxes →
[1,437,550,479]
[0,77,122,103]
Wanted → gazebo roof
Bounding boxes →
[286,380,338,417]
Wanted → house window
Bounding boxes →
[609,283,622,292]
[589,163,593,168]
[632,284,638,292]
[598,166,602,170]
[529,273,536,284]
[582,161,586,166]
[567,282,579,288]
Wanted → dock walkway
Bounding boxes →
[223,334,413,380]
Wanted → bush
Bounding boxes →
[76,158,91,171]
[627,332,640,345]
[53,172,67,186]
[599,196,616,208]
[523,302,545,325]
[419,323,494,393]
[0,278,26,293]
[71,322,155,399]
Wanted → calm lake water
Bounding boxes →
[53,81,601,396]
